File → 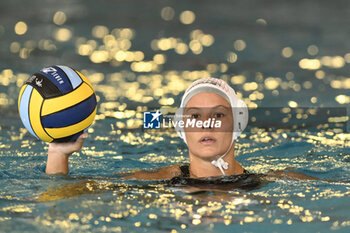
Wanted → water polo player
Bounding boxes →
[45,77,317,181]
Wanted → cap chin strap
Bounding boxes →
[211,99,247,175]
[210,134,236,175]
[211,157,228,175]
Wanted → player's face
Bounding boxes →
[184,92,233,160]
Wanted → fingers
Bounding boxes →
[48,133,89,155]
[78,132,88,140]
[75,133,88,150]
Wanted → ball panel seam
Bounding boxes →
[44,107,97,138]
[19,85,39,139]
[29,88,53,142]
[41,94,97,128]
[41,82,94,116]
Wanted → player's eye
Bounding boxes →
[214,112,225,118]
[191,113,200,119]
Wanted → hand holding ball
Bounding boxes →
[18,65,97,142]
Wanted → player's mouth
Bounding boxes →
[199,136,216,145]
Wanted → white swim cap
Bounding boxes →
[175,77,248,175]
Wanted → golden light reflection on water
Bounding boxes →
[226,52,238,63]
[179,11,196,25]
[307,45,319,56]
[233,40,246,51]
[2,205,32,213]
[282,47,293,58]
[161,6,175,21]
[256,18,267,26]
[14,21,28,35]
[4,15,349,116]
[1,7,350,233]
[335,95,350,104]
[28,174,349,231]
[54,28,72,42]
[331,78,350,89]
[53,11,67,25]
[299,56,346,70]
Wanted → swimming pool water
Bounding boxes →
[0,111,349,232]
[1,0,350,232]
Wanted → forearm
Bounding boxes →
[45,150,70,175]
[45,133,87,175]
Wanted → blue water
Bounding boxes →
[1,0,350,232]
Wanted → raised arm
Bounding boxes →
[46,133,88,175]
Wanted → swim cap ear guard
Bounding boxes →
[232,98,249,141]
[175,77,248,175]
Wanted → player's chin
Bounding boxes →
[195,148,222,159]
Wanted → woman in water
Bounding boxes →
[46,78,317,181]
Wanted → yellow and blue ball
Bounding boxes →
[18,65,97,142]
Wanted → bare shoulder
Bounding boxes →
[119,164,182,181]
[266,167,319,181]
